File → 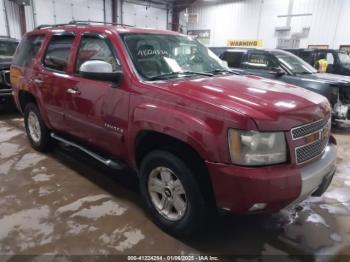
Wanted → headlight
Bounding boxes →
[228,129,287,166]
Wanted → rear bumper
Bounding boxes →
[207,142,337,214]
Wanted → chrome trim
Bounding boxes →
[50,133,123,170]
[290,118,328,140]
[1,70,11,86]
[294,138,328,165]
[286,143,337,208]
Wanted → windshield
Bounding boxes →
[0,41,17,58]
[121,33,228,80]
[338,52,350,65]
[271,51,317,74]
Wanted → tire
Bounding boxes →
[139,150,208,237]
[24,103,52,152]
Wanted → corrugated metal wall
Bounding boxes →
[182,0,350,49]
[122,1,168,29]
[0,0,170,39]
[0,0,22,38]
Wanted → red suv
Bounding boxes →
[11,22,337,236]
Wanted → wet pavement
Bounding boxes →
[0,108,350,260]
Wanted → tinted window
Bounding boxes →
[244,53,278,70]
[221,51,244,68]
[75,36,120,72]
[0,41,18,57]
[299,51,313,63]
[13,35,44,67]
[271,50,317,74]
[44,35,74,72]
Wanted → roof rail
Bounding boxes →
[35,20,134,30]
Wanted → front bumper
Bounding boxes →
[207,142,337,214]
[0,89,12,97]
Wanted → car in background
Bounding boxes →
[211,47,350,120]
[0,36,19,109]
[285,48,350,76]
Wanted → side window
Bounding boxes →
[299,51,313,64]
[326,52,335,65]
[13,35,44,67]
[43,35,74,72]
[75,36,120,73]
[244,53,278,70]
[221,51,244,68]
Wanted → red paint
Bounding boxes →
[11,25,335,214]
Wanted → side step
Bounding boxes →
[50,133,124,170]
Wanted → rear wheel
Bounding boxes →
[140,150,207,236]
[24,103,52,152]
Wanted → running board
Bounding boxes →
[50,133,123,170]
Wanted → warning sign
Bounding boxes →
[227,39,262,47]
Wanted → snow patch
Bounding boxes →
[71,200,126,220]
[14,153,46,171]
[0,142,21,158]
[32,173,53,182]
[306,213,329,227]
[56,194,111,214]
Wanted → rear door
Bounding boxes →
[36,33,76,131]
[64,32,129,158]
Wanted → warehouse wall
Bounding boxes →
[181,0,350,49]
[0,0,170,40]
[0,0,22,39]
[122,1,168,29]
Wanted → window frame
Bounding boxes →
[73,32,121,80]
[42,32,76,73]
[243,51,279,70]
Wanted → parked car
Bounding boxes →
[285,48,350,76]
[11,22,337,236]
[0,36,19,109]
[211,47,350,120]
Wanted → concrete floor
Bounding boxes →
[1,107,350,260]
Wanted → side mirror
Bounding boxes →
[79,60,122,83]
[268,67,285,77]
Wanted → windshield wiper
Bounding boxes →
[148,71,214,81]
[208,68,239,75]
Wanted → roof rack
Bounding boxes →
[35,20,134,30]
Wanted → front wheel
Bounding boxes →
[139,150,208,237]
[24,103,52,152]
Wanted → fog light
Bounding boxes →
[248,203,267,211]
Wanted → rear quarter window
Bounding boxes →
[13,35,45,67]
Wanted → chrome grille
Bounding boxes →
[291,118,329,140]
[295,138,328,164]
[1,71,11,87]
[291,117,331,165]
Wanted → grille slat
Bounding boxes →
[291,118,329,140]
[291,117,331,165]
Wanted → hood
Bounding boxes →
[298,72,350,87]
[156,74,330,131]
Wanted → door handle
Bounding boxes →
[67,88,81,95]
[33,79,44,84]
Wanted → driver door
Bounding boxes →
[64,33,129,158]
[242,51,282,79]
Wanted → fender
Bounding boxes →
[128,103,226,165]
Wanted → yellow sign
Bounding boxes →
[227,39,263,48]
